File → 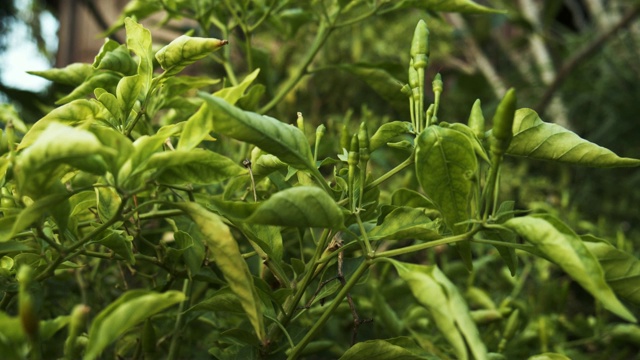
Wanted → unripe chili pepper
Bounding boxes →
[64,304,90,360]
[340,123,350,151]
[408,61,421,132]
[432,73,443,121]
[490,88,517,156]
[348,135,359,212]
[18,266,38,341]
[314,124,326,163]
[357,122,370,208]
[410,19,430,70]
[468,99,486,140]
[498,309,520,353]
[296,112,304,132]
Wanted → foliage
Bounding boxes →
[0,1,639,359]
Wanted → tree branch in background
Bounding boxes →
[536,5,640,113]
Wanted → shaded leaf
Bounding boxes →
[396,0,503,13]
[369,207,440,241]
[94,229,135,264]
[506,109,640,167]
[337,63,408,115]
[85,290,184,360]
[174,202,266,341]
[340,337,437,360]
[27,63,94,86]
[504,215,636,322]
[55,71,121,105]
[582,235,640,306]
[0,192,70,242]
[94,45,138,75]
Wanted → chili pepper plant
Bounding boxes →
[0,1,639,359]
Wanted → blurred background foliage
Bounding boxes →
[1,1,640,357]
[1,0,639,264]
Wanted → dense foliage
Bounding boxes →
[0,1,639,359]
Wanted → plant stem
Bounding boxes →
[375,231,475,258]
[286,260,371,359]
[366,154,414,190]
[259,19,334,114]
[168,279,191,360]
[354,213,374,258]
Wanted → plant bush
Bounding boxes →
[0,1,639,359]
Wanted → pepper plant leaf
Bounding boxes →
[85,290,185,360]
[415,125,477,268]
[340,337,436,360]
[395,0,504,14]
[582,235,640,306]
[504,215,636,322]
[337,63,408,115]
[199,92,316,171]
[369,207,440,241]
[124,17,153,98]
[173,202,266,342]
[370,121,413,151]
[506,108,640,167]
[389,259,488,360]
[145,149,247,185]
[156,35,228,77]
[27,63,94,86]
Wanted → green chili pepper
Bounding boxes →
[432,73,443,121]
[348,135,359,212]
[314,124,326,163]
[410,19,430,70]
[468,99,486,140]
[340,123,350,151]
[498,309,520,353]
[358,122,370,208]
[64,305,90,360]
[296,112,304,132]
[490,88,517,156]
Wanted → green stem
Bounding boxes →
[366,154,414,190]
[259,19,335,114]
[167,279,191,360]
[375,231,475,258]
[310,167,334,195]
[482,154,503,219]
[0,291,15,311]
[286,260,371,359]
[355,213,374,258]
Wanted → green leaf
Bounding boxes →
[174,202,266,342]
[477,201,518,276]
[18,99,110,150]
[175,231,205,277]
[527,354,571,360]
[89,124,135,176]
[582,235,640,306]
[446,123,490,163]
[145,149,247,185]
[369,207,440,241]
[55,71,122,105]
[210,186,343,228]
[96,186,121,223]
[93,38,120,67]
[396,0,503,14]
[124,17,153,98]
[199,93,315,171]
[116,74,143,122]
[27,63,94,86]
[85,290,185,360]
[94,44,138,75]
[415,125,477,269]
[214,68,260,105]
[241,224,284,263]
[0,192,70,242]
[506,108,640,167]
[103,0,163,36]
[176,101,214,151]
[337,63,408,115]
[504,215,636,322]
[15,123,111,197]
[390,188,436,209]
[156,35,228,77]
[389,259,488,360]
[370,121,413,151]
[94,229,135,264]
[340,337,437,360]
[161,75,220,97]
[95,88,122,124]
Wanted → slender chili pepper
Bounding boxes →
[468,99,485,140]
[432,73,443,121]
[357,122,370,208]
[411,20,430,132]
[348,135,359,212]
[490,88,517,156]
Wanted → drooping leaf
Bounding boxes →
[582,235,640,306]
[174,202,266,341]
[156,35,228,77]
[389,259,488,360]
[369,207,440,241]
[415,125,477,269]
[145,149,246,185]
[199,93,315,171]
[506,108,640,167]
[370,121,413,151]
[504,215,636,322]
[0,192,70,242]
[85,290,185,360]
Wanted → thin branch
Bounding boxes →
[536,5,640,112]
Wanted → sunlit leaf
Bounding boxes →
[28,63,94,87]
[506,108,640,167]
[156,35,228,77]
